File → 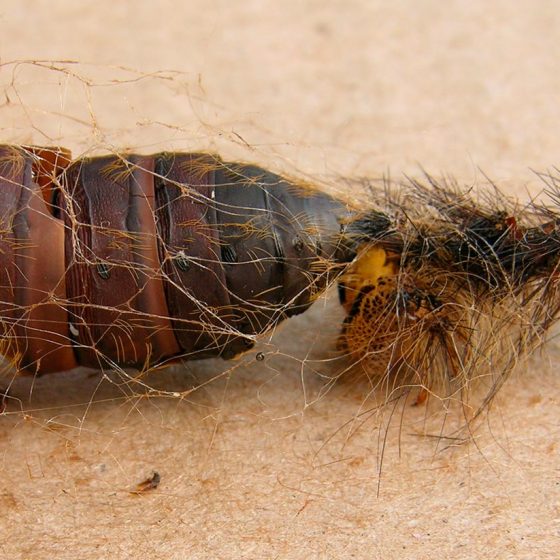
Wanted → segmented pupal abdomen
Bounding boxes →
[0,146,350,375]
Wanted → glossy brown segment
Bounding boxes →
[0,146,77,374]
[62,155,183,369]
[127,155,182,362]
[213,164,285,338]
[154,153,246,359]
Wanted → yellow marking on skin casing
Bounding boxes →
[340,246,399,313]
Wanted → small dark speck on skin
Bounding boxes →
[256,352,265,362]
[96,262,111,279]
[175,252,191,272]
[292,236,305,253]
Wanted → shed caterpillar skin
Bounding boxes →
[0,144,559,414]
[340,179,560,411]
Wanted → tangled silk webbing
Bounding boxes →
[1,144,560,422]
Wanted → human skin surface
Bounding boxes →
[0,1,559,558]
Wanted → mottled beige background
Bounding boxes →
[0,1,559,558]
